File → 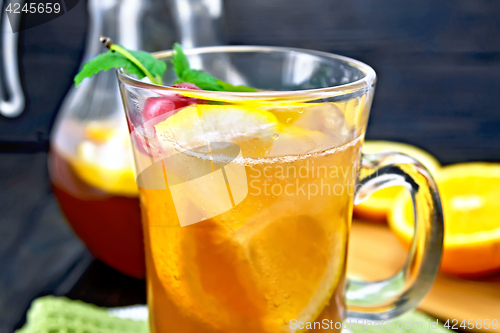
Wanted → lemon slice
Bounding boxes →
[148,168,345,332]
[231,197,346,331]
[155,104,281,157]
[71,159,138,196]
[262,103,319,125]
[85,122,118,143]
[70,124,138,197]
[149,202,345,332]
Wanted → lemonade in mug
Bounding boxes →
[117,46,444,332]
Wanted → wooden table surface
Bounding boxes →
[348,221,500,333]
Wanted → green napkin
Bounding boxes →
[16,296,148,333]
[17,296,449,333]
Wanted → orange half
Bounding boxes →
[389,163,500,277]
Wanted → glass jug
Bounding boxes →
[49,0,225,278]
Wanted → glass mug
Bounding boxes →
[117,46,444,333]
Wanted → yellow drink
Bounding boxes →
[136,102,363,332]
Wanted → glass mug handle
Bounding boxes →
[347,152,444,320]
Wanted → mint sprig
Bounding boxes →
[74,49,166,86]
[74,37,166,87]
[74,37,257,92]
[172,43,257,92]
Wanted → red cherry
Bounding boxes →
[130,84,203,157]
[170,83,203,108]
[142,97,177,123]
[141,84,202,124]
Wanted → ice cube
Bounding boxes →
[293,103,352,145]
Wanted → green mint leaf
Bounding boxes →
[128,50,167,78]
[74,47,166,86]
[172,43,257,92]
[217,80,258,92]
[172,43,190,80]
[74,51,142,86]
[178,69,223,91]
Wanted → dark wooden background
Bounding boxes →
[0,0,499,332]
[1,0,499,162]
